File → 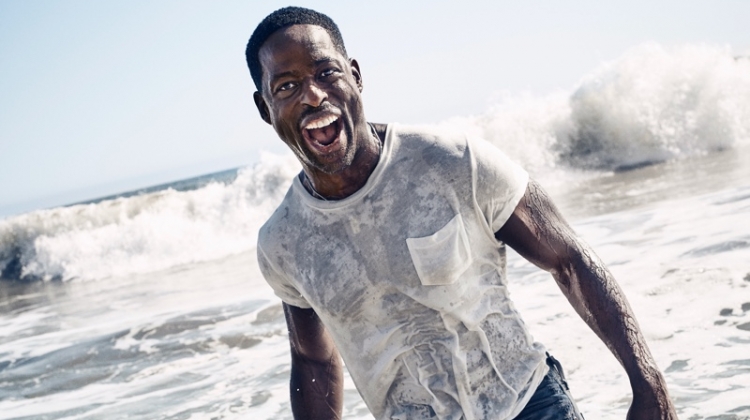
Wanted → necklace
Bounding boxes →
[301,123,382,201]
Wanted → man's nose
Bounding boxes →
[300,81,327,108]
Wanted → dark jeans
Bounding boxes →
[513,353,585,420]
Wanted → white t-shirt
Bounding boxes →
[257,124,547,420]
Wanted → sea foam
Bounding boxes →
[0,153,300,282]
[2,43,749,282]
[443,43,750,173]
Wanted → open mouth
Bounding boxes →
[301,114,343,150]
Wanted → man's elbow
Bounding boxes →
[549,244,590,292]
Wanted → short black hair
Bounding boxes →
[246,6,348,92]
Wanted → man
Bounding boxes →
[247,6,677,420]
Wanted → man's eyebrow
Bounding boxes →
[314,57,337,66]
[269,70,297,86]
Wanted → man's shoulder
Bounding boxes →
[393,123,467,146]
[257,186,299,249]
[391,123,470,162]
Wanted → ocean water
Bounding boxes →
[1,44,749,419]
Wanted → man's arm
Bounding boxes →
[283,303,344,420]
[495,179,677,420]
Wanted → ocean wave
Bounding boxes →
[0,153,300,282]
[443,43,750,173]
[2,43,749,282]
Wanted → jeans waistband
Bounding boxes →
[545,352,570,391]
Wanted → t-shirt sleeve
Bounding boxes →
[468,136,529,233]
[256,242,312,309]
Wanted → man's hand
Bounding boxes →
[628,388,679,420]
[283,303,344,420]
[496,179,678,419]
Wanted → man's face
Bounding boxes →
[254,25,366,174]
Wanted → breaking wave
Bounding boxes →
[0,153,300,282]
[445,43,750,173]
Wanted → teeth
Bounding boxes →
[304,115,338,130]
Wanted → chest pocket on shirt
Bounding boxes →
[406,214,473,286]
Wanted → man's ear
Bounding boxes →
[350,58,363,92]
[253,91,272,125]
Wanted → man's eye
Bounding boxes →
[277,82,296,92]
[320,68,338,78]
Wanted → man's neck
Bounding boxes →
[301,122,386,200]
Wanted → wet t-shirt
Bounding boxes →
[257,124,548,420]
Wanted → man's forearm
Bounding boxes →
[283,303,345,419]
[554,244,667,393]
[289,351,344,419]
[555,243,678,418]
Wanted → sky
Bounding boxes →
[1,0,748,217]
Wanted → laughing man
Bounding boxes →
[247,7,677,420]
